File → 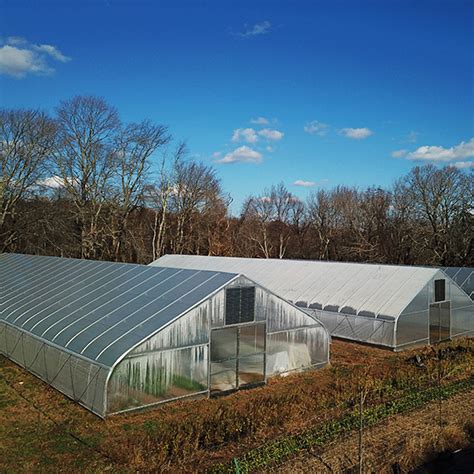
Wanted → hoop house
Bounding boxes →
[0,253,329,417]
[152,255,474,350]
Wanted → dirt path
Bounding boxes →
[273,388,474,473]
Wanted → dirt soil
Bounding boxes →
[0,338,471,473]
[273,388,474,473]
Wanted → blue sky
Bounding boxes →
[1,0,473,212]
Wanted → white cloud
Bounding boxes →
[339,127,374,140]
[0,37,70,78]
[403,138,474,162]
[212,151,222,158]
[266,145,274,152]
[36,175,71,189]
[258,128,284,141]
[217,146,263,164]
[34,44,70,62]
[391,149,408,158]
[293,180,316,187]
[231,127,283,143]
[452,161,474,169]
[251,117,269,125]
[304,121,329,136]
[293,179,328,187]
[232,128,259,144]
[6,36,28,46]
[236,21,272,38]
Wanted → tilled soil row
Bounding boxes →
[271,388,474,473]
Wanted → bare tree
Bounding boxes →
[53,96,120,258]
[241,195,274,258]
[148,143,186,260]
[111,120,171,260]
[307,189,338,260]
[0,109,55,250]
[241,183,301,259]
[169,158,223,254]
[395,165,473,265]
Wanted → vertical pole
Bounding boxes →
[438,351,442,430]
[359,388,363,474]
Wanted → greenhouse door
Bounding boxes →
[210,323,265,394]
[429,301,451,344]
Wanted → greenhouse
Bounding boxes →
[152,255,474,351]
[0,253,329,417]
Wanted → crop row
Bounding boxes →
[213,376,474,473]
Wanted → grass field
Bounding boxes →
[0,338,473,473]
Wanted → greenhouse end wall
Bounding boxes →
[304,271,473,351]
[106,277,330,415]
[396,271,474,349]
[107,299,211,414]
[450,280,474,338]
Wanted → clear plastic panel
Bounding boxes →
[400,281,429,315]
[238,354,265,386]
[316,310,395,347]
[450,280,474,309]
[266,326,328,376]
[211,327,238,361]
[210,359,237,393]
[439,301,450,341]
[239,323,265,356]
[429,303,440,344]
[265,293,321,332]
[0,323,108,416]
[130,303,210,354]
[396,310,429,347]
[450,303,474,337]
[107,345,208,414]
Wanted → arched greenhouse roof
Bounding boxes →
[0,253,239,368]
[152,255,444,320]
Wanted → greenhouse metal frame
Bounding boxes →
[152,255,474,350]
[0,253,329,417]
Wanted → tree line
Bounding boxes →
[1,96,472,267]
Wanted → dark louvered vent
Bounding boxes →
[240,287,255,323]
[225,287,256,325]
[225,288,241,325]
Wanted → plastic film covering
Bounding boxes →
[449,279,474,337]
[152,255,439,320]
[395,280,430,348]
[312,310,395,347]
[106,300,212,412]
[0,253,237,367]
[396,310,429,348]
[257,288,320,333]
[129,302,210,354]
[210,323,266,392]
[266,326,328,376]
[261,289,330,374]
[0,321,108,416]
[442,267,474,301]
[107,345,208,414]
